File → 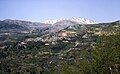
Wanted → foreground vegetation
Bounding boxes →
[59,34,120,74]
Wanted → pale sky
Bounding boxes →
[0,0,120,22]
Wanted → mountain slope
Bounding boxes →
[0,19,51,33]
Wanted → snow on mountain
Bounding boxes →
[65,17,97,24]
[43,17,97,25]
[44,19,58,25]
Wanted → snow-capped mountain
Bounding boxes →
[44,19,58,25]
[0,18,97,34]
[43,17,97,25]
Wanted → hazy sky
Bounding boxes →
[0,0,120,22]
